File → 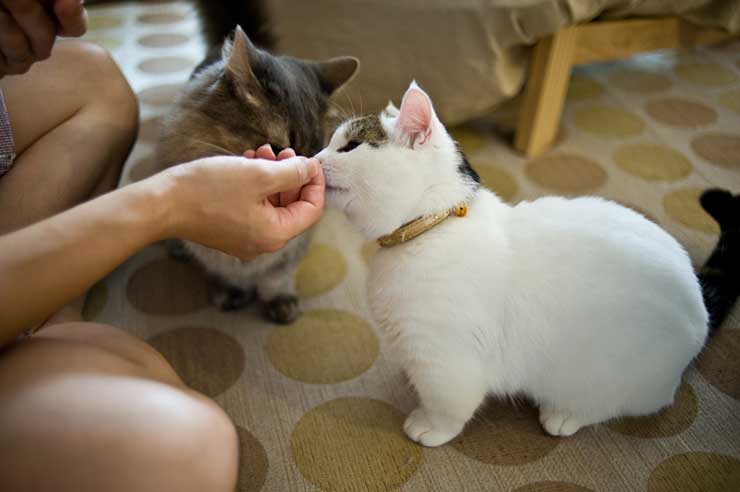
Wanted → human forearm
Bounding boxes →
[0,152,324,346]
[0,175,174,344]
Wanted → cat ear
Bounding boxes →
[223,26,260,84]
[383,101,400,117]
[314,56,360,95]
[396,81,435,149]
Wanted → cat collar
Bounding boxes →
[377,204,467,248]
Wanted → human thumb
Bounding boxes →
[54,0,88,37]
[262,157,320,195]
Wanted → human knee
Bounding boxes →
[36,321,183,386]
[56,41,139,136]
[145,389,239,492]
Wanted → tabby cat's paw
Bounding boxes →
[265,295,301,324]
[403,407,462,447]
[214,287,256,311]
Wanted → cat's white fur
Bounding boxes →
[316,82,709,447]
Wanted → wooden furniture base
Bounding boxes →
[514,17,736,157]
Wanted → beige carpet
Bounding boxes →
[81,2,740,491]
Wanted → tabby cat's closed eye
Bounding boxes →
[338,140,361,153]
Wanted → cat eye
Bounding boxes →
[338,140,361,153]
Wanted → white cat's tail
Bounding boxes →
[698,188,740,333]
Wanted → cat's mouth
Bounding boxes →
[325,184,349,193]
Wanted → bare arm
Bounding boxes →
[0,177,168,344]
[0,154,323,346]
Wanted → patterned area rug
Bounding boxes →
[81,2,740,491]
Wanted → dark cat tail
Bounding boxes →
[698,188,740,334]
[192,0,275,51]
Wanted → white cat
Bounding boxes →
[315,82,711,447]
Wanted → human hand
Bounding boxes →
[159,153,325,260]
[244,144,305,207]
[0,0,88,77]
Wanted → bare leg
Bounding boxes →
[0,40,138,324]
[0,322,239,492]
[0,40,138,233]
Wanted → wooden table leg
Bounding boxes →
[514,28,577,157]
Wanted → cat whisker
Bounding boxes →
[357,93,365,116]
[188,139,238,156]
[343,91,357,120]
[329,99,350,122]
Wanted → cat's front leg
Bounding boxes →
[403,360,487,447]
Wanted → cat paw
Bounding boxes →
[264,295,301,324]
[214,287,256,311]
[539,410,583,437]
[403,407,462,447]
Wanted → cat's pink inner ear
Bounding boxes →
[397,88,433,148]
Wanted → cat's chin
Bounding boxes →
[324,187,352,212]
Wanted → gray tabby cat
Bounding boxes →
[153,6,358,323]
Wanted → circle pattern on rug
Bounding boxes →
[697,329,740,400]
[613,143,692,181]
[87,15,123,31]
[718,89,740,114]
[148,326,245,397]
[451,127,487,154]
[663,187,720,234]
[619,202,659,224]
[473,161,518,201]
[138,56,193,74]
[645,98,718,128]
[236,426,269,492]
[676,62,739,86]
[291,398,422,492]
[451,400,559,465]
[567,76,604,101]
[138,33,189,48]
[127,257,210,315]
[691,133,740,168]
[609,69,672,93]
[607,382,698,438]
[648,452,740,492]
[295,244,348,298]
[137,12,186,24]
[513,482,595,492]
[82,281,108,321]
[526,153,607,193]
[138,84,182,107]
[573,105,644,137]
[266,309,379,384]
